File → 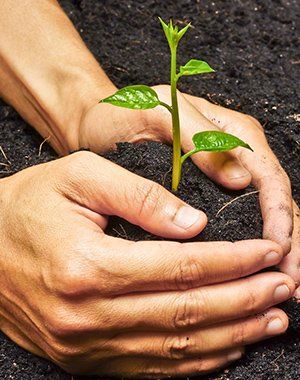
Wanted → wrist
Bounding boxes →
[47,64,117,154]
[0,0,117,155]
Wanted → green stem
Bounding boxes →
[181,148,197,165]
[170,45,181,192]
[159,101,173,114]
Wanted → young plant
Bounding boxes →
[100,18,252,191]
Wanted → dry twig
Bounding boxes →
[0,145,11,164]
[271,348,285,371]
[216,190,259,217]
[38,136,50,157]
[271,349,285,364]
[113,224,128,239]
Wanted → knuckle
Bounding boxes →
[69,150,96,165]
[162,335,195,360]
[243,280,260,314]
[45,309,79,339]
[173,291,205,329]
[54,151,99,198]
[49,340,84,366]
[51,259,98,299]
[61,151,96,176]
[231,321,247,346]
[228,243,245,278]
[174,251,204,290]
[135,181,164,218]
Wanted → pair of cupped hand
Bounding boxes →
[0,85,299,377]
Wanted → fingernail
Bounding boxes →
[273,284,291,303]
[227,350,243,361]
[264,251,281,266]
[223,160,250,179]
[266,318,285,335]
[173,206,204,230]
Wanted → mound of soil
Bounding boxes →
[0,0,299,379]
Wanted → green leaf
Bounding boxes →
[158,17,171,44]
[158,17,191,48]
[99,85,161,110]
[179,59,215,77]
[177,22,191,41]
[192,131,253,152]
[181,131,252,165]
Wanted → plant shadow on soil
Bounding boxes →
[0,0,299,379]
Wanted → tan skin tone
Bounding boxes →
[0,0,299,377]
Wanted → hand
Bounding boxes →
[0,151,294,377]
[79,85,300,289]
[1,0,297,294]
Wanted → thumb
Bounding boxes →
[152,85,251,190]
[58,151,207,239]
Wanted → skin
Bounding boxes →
[81,86,300,267]
[0,0,299,377]
[0,152,295,376]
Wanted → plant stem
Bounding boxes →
[159,101,173,114]
[170,44,181,192]
[181,148,197,165]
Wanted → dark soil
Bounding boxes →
[0,0,299,379]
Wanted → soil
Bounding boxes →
[0,0,299,379]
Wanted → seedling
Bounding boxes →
[100,18,252,191]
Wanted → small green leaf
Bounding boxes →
[158,17,171,44]
[159,17,190,48]
[177,22,191,41]
[192,131,253,152]
[100,85,161,110]
[181,131,252,165]
[179,59,215,77]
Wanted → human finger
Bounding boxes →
[108,308,286,360]
[94,350,243,378]
[56,151,207,239]
[280,201,300,292]
[96,272,294,330]
[87,237,284,295]
[186,95,293,254]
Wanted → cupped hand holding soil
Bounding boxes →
[0,0,299,377]
[81,84,300,289]
[0,151,295,377]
